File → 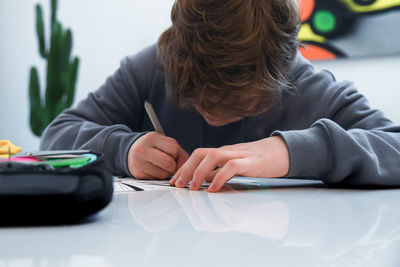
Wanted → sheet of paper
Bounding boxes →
[113,177,261,193]
[113,178,180,193]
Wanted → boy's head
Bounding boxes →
[158,0,300,124]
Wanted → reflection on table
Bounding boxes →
[1,178,399,267]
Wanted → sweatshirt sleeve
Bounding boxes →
[40,45,157,176]
[272,55,400,186]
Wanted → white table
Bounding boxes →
[1,178,399,267]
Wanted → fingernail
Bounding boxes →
[208,184,216,192]
[189,181,197,189]
[176,179,184,187]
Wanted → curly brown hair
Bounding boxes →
[157,0,300,117]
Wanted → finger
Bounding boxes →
[169,148,189,186]
[208,158,250,192]
[133,158,172,180]
[190,149,242,190]
[170,158,187,186]
[204,168,220,183]
[176,148,190,169]
[175,148,208,188]
[190,153,224,190]
[151,133,183,159]
[145,147,177,174]
[170,166,183,185]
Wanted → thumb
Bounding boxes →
[176,148,189,170]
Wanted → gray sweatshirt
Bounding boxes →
[40,44,400,186]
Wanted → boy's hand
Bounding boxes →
[170,136,290,192]
[128,132,189,179]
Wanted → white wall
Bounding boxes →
[313,55,400,125]
[0,0,175,150]
[1,0,400,151]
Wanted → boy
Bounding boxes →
[41,0,400,192]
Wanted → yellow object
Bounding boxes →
[298,23,326,43]
[341,0,400,13]
[0,140,22,158]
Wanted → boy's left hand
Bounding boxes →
[170,136,290,192]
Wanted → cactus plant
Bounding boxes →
[29,0,79,136]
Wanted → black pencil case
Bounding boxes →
[0,152,113,225]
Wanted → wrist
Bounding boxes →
[270,136,290,177]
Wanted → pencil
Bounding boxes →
[144,100,165,135]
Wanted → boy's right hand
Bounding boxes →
[127,132,189,179]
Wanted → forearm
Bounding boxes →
[40,112,145,176]
[280,56,400,186]
[274,119,400,186]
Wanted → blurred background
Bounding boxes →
[1,0,400,151]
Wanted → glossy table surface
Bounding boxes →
[1,178,400,267]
